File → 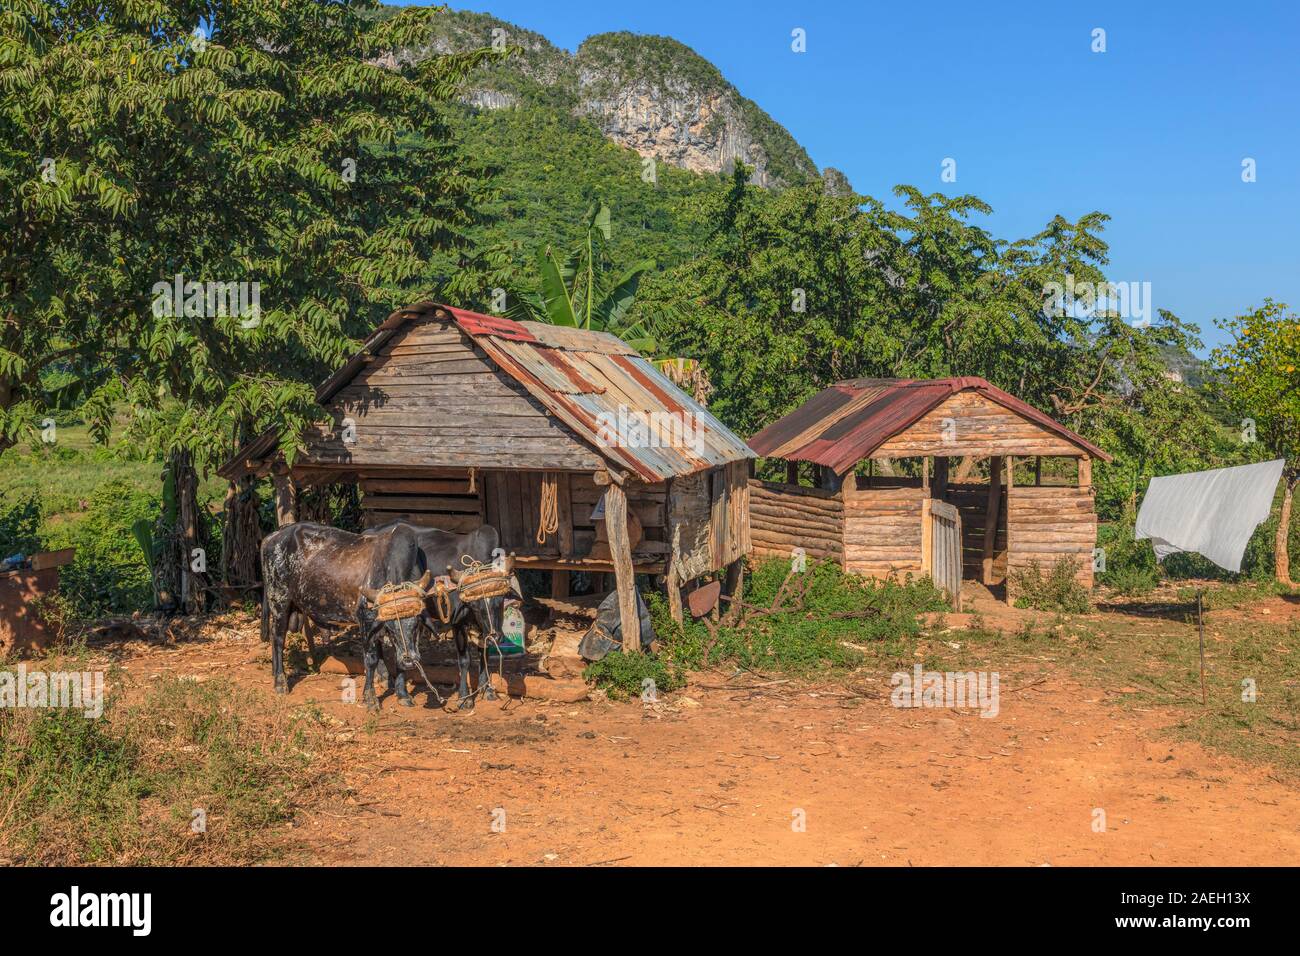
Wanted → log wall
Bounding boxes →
[872,391,1084,459]
[1005,485,1098,597]
[748,479,843,565]
[842,485,926,578]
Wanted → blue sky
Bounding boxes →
[422,0,1299,353]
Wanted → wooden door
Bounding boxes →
[929,500,963,611]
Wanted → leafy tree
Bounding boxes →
[2,0,507,604]
[1212,300,1300,584]
[643,165,1235,518]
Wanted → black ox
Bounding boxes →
[366,522,516,711]
[260,522,434,710]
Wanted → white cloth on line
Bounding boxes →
[1135,459,1285,572]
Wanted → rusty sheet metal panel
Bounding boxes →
[667,471,713,581]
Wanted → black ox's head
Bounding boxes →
[359,570,433,671]
[447,555,516,650]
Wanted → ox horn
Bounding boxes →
[446,563,462,584]
[505,551,516,574]
[416,570,433,592]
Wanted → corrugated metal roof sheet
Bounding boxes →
[218,302,754,483]
[748,376,1111,474]
[445,307,753,482]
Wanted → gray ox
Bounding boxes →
[260,522,433,710]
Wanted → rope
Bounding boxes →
[536,471,559,544]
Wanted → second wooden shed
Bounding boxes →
[746,377,1113,606]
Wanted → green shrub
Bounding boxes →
[583,645,685,701]
[1011,557,1092,614]
[0,494,42,557]
[41,480,160,618]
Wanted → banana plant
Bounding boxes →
[506,202,659,353]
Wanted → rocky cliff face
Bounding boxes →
[385,8,819,188]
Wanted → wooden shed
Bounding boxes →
[218,302,754,645]
[746,377,1113,607]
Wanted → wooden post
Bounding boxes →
[922,457,931,494]
[551,570,570,600]
[604,480,640,652]
[665,562,683,624]
[555,472,574,558]
[271,466,296,527]
[1003,457,1014,605]
[1078,455,1092,490]
[1034,456,1042,487]
[982,455,1003,585]
[933,457,950,501]
[785,460,799,485]
[721,557,744,620]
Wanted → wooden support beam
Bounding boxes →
[665,562,683,624]
[271,467,297,526]
[1078,455,1092,490]
[982,455,1003,585]
[1035,456,1042,487]
[933,457,950,501]
[555,473,574,558]
[922,457,931,494]
[551,569,570,600]
[721,557,744,621]
[604,481,640,652]
[785,460,799,485]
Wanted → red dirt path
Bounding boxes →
[95,599,1300,867]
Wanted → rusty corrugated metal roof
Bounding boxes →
[748,376,1111,474]
[218,302,754,483]
[444,306,753,482]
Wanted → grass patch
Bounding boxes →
[582,558,949,698]
[0,650,337,865]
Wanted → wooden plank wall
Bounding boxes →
[711,461,752,569]
[310,318,605,471]
[566,474,668,560]
[948,483,1007,582]
[842,485,926,578]
[361,468,671,564]
[1006,486,1097,596]
[748,479,843,565]
[360,470,483,533]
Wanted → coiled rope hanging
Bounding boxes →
[536,471,559,544]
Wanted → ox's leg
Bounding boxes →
[361,626,382,711]
[454,624,474,711]
[477,641,498,701]
[270,601,292,694]
[385,642,414,708]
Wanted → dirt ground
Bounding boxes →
[88,587,1300,867]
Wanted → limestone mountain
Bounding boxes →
[380,6,820,188]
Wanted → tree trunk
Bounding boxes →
[220,477,262,590]
[173,449,211,614]
[1277,476,1297,587]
